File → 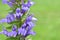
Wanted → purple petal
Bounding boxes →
[22,6,29,12]
[18,28,22,34]
[13,31,17,37]
[28,31,36,35]
[27,22,35,30]
[16,8,20,13]
[22,23,26,28]
[26,1,34,8]
[12,25,17,31]
[3,29,8,36]
[15,13,22,19]
[2,0,8,4]
[0,19,7,23]
[7,32,12,37]
[7,2,13,7]
[6,14,15,23]
[18,28,27,36]
[21,28,27,36]
[26,15,33,22]
[8,31,17,37]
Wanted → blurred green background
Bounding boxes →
[0,0,60,40]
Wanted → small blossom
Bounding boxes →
[18,28,27,36]
[8,31,17,37]
[15,13,22,20]
[21,28,27,36]
[21,5,29,14]
[6,14,15,23]
[1,25,17,37]
[7,2,13,7]
[22,5,29,12]
[25,1,34,8]
[3,29,8,36]
[2,0,8,4]
[26,15,33,22]
[0,19,7,23]
[28,31,36,35]
[16,8,20,13]
[27,22,35,30]
[12,25,17,31]
[21,23,26,28]
[14,8,23,19]
[7,25,17,37]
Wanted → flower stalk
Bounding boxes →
[0,0,37,40]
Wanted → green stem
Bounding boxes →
[20,36,25,40]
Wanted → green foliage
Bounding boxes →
[6,36,20,40]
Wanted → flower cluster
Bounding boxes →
[0,15,37,37]
[0,0,37,40]
[1,0,34,23]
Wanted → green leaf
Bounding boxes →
[6,36,20,40]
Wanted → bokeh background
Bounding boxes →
[0,0,60,40]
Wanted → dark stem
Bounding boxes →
[20,36,25,40]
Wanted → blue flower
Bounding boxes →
[3,29,8,36]
[2,0,8,4]
[25,1,34,8]
[17,15,36,37]
[7,2,13,7]
[21,5,29,13]
[0,0,37,39]
[18,28,27,36]
[2,0,16,7]
[7,31,17,37]
[25,30,36,37]
[26,15,33,22]
[6,14,15,23]
[27,22,35,30]
[1,25,17,37]
[14,8,23,19]
[12,25,17,31]
[0,13,15,23]
[0,19,7,23]
[16,8,20,13]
